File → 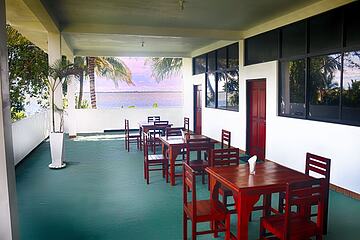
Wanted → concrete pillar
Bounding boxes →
[48,32,62,132]
[67,57,77,138]
[0,0,19,239]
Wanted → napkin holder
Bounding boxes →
[248,155,257,175]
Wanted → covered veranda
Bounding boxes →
[1,0,360,240]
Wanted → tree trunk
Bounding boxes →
[88,57,97,109]
[77,72,84,109]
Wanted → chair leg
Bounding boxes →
[201,171,205,184]
[259,218,265,239]
[143,161,146,179]
[146,163,150,184]
[225,214,230,240]
[183,212,187,240]
[192,221,196,240]
[213,220,218,238]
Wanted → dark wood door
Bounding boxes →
[247,79,266,160]
[194,85,202,134]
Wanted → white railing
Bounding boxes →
[12,110,50,165]
[64,107,185,133]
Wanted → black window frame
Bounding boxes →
[194,43,240,112]
[278,2,360,127]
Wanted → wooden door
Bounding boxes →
[194,85,202,134]
[247,80,266,160]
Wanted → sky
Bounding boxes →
[83,57,183,92]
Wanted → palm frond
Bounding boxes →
[93,57,133,86]
[147,58,182,82]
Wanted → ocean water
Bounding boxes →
[82,91,183,108]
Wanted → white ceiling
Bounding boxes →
[6,0,349,57]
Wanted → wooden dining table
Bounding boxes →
[138,121,172,134]
[206,161,314,240]
[158,134,216,186]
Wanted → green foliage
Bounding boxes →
[128,105,136,108]
[146,58,182,82]
[75,96,90,109]
[11,108,26,121]
[7,25,49,120]
[152,102,158,108]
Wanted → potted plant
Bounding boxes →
[47,59,82,169]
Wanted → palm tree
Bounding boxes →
[146,58,182,82]
[86,57,133,109]
[74,56,86,109]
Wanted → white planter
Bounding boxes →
[49,132,66,169]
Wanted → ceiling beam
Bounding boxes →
[63,23,242,41]
[74,49,191,58]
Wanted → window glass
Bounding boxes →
[245,30,279,65]
[217,47,227,71]
[281,21,306,58]
[345,1,360,47]
[226,70,239,111]
[309,54,342,121]
[206,73,216,107]
[193,54,206,75]
[207,51,216,72]
[217,72,227,109]
[342,51,360,123]
[309,10,342,53]
[228,43,239,69]
[280,59,306,117]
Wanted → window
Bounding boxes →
[193,43,239,111]
[193,54,206,75]
[281,21,306,58]
[308,54,341,121]
[345,2,360,47]
[342,51,360,124]
[309,10,342,53]
[206,73,216,108]
[245,30,279,65]
[279,59,306,117]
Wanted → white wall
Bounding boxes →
[12,111,50,165]
[64,107,184,133]
[185,40,360,194]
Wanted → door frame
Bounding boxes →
[246,78,266,158]
[193,84,201,134]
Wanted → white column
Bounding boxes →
[67,57,77,137]
[0,0,19,238]
[48,32,62,132]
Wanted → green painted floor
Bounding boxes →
[16,133,360,240]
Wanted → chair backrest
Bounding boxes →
[221,129,231,149]
[185,137,212,163]
[305,153,331,185]
[183,162,197,217]
[210,148,240,167]
[148,116,160,122]
[124,119,130,135]
[184,117,190,132]
[166,127,183,139]
[143,131,157,158]
[284,178,325,239]
[154,120,169,126]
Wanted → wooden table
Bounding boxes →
[158,134,216,186]
[206,161,313,240]
[138,121,172,133]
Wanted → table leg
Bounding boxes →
[233,192,260,240]
[169,147,175,186]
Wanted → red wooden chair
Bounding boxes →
[165,127,183,138]
[209,148,239,210]
[143,132,168,184]
[184,117,190,132]
[260,178,325,240]
[148,116,160,122]
[278,152,331,234]
[185,137,213,184]
[183,163,230,240]
[124,119,141,152]
[221,129,231,148]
